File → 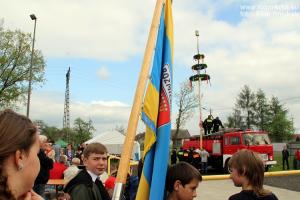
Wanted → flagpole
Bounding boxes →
[112,0,165,199]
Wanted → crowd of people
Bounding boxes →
[172,147,209,174]
[0,109,280,200]
[281,145,300,171]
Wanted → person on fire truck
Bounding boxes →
[203,115,213,135]
[212,116,224,133]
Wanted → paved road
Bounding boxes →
[264,175,300,192]
[195,178,300,200]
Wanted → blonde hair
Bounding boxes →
[228,149,271,197]
[71,158,80,165]
[39,135,48,143]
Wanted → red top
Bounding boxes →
[296,150,300,161]
[105,176,116,190]
[49,162,67,179]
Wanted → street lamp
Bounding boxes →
[26,14,37,117]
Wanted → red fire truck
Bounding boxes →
[182,128,277,172]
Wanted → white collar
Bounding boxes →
[86,170,99,182]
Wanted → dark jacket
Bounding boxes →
[64,169,110,200]
[282,149,289,160]
[212,118,224,132]
[171,149,177,164]
[34,149,54,184]
[229,190,278,200]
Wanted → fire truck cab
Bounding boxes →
[182,128,277,172]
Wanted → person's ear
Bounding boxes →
[82,157,88,165]
[173,180,181,191]
[14,150,25,171]
[242,166,247,176]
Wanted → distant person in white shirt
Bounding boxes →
[64,157,81,183]
[199,148,209,173]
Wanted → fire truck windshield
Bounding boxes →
[243,133,271,145]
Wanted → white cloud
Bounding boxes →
[2,0,299,134]
[18,91,134,135]
[97,67,110,80]
[1,0,154,60]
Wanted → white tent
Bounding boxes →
[85,130,140,161]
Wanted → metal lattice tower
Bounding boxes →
[63,67,70,129]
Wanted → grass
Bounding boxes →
[269,152,283,171]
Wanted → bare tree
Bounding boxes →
[174,82,198,140]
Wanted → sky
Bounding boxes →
[1,0,300,136]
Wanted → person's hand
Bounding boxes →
[23,189,43,200]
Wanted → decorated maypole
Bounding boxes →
[189,30,210,149]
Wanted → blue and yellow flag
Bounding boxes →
[136,0,173,199]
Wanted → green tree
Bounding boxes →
[72,118,95,145]
[42,126,61,141]
[0,28,45,107]
[226,87,295,141]
[236,85,256,129]
[174,82,198,141]
[33,120,62,142]
[61,127,75,144]
[254,89,271,131]
[267,96,294,141]
[226,108,243,128]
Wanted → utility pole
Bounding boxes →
[63,67,70,130]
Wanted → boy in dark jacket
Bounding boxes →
[64,143,110,200]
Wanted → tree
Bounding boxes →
[174,82,198,139]
[254,89,271,131]
[72,118,95,145]
[33,120,62,142]
[236,85,256,129]
[226,88,295,142]
[226,108,243,128]
[0,28,45,107]
[267,96,294,141]
[42,126,61,141]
